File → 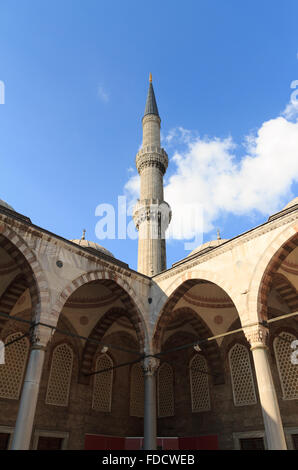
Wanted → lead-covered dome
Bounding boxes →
[0,199,15,211]
[70,230,114,258]
[282,197,298,211]
[188,233,228,257]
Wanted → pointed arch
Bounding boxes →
[80,307,144,383]
[0,224,50,320]
[155,307,225,385]
[247,224,298,322]
[0,275,28,335]
[52,271,148,350]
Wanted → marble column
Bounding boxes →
[245,325,287,450]
[11,324,50,450]
[143,357,159,450]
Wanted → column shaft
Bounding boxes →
[251,344,287,450]
[11,346,46,450]
[143,371,157,450]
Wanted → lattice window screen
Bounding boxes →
[229,343,257,406]
[0,332,29,400]
[130,363,144,417]
[158,362,174,418]
[274,332,298,400]
[92,354,113,412]
[46,343,73,406]
[190,354,211,412]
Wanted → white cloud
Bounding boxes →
[97,85,109,103]
[124,103,298,241]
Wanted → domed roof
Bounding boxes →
[282,197,298,211]
[0,199,15,211]
[188,231,228,257]
[70,230,114,258]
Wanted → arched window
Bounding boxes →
[190,354,210,412]
[92,354,113,412]
[274,331,298,400]
[0,332,29,400]
[46,343,73,406]
[229,343,257,406]
[130,363,144,417]
[158,362,174,418]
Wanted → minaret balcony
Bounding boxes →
[135,147,168,175]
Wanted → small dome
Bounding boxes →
[70,230,114,258]
[188,238,228,257]
[282,197,298,211]
[0,199,15,211]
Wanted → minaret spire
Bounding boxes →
[144,74,159,117]
[133,76,171,276]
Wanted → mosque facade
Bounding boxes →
[0,77,297,450]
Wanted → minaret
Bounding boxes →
[133,74,171,276]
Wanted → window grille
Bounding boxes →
[158,362,174,418]
[190,354,210,412]
[92,354,113,412]
[0,332,29,400]
[46,343,73,406]
[229,343,257,406]
[274,332,298,400]
[130,363,144,417]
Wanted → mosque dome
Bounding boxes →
[282,197,298,211]
[0,199,15,211]
[188,230,228,257]
[70,230,114,258]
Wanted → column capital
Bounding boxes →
[244,324,269,349]
[142,356,160,376]
[29,323,53,349]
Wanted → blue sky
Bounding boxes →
[0,0,298,271]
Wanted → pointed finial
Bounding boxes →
[217,229,221,240]
[81,229,86,240]
[149,72,152,83]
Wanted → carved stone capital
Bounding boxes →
[29,323,53,349]
[244,324,269,349]
[142,356,160,376]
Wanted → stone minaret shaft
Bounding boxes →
[133,75,171,276]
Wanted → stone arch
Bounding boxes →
[153,272,240,341]
[0,274,28,335]
[52,270,148,346]
[153,269,241,338]
[80,306,145,384]
[247,224,298,322]
[0,223,50,321]
[155,307,225,385]
[270,273,298,314]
